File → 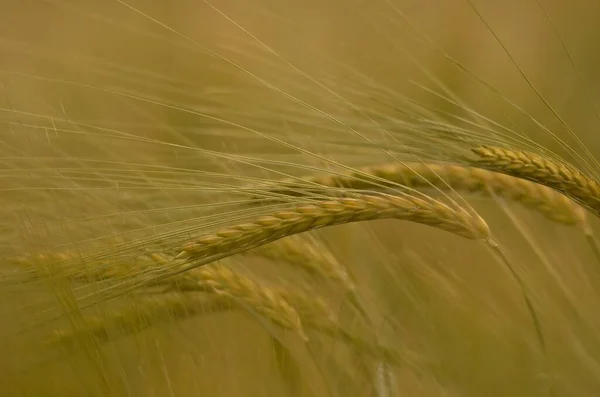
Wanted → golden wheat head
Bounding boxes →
[471,146,600,219]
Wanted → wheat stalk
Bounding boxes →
[258,162,586,227]
[470,145,600,219]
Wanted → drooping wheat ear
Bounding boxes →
[80,193,489,307]
[48,294,233,346]
[178,264,308,341]
[7,251,164,284]
[177,193,490,264]
[151,269,337,325]
[49,288,400,363]
[7,251,78,280]
[50,262,309,344]
[245,235,372,318]
[147,263,395,362]
[286,289,402,365]
[160,275,402,365]
[470,145,600,219]
[245,234,356,293]
[149,266,338,325]
[260,162,586,227]
[73,252,181,283]
[282,289,402,365]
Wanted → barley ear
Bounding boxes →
[471,145,600,219]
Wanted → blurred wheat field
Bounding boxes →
[2,1,600,396]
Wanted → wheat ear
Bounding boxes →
[260,162,586,227]
[181,264,308,340]
[162,263,404,366]
[50,287,399,363]
[470,145,600,219]
[245,235,356,293]
[142,266,401,365]
[8,251,168,284]
[41,256,308,341]
[73,192,488,310]
[245,235,372,319]
[51,262,309,343]
[177,193,489,262]
[48,294,233,346]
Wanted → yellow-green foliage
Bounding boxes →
[2,1,600,396]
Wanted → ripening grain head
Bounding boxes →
[2,1,600,396]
